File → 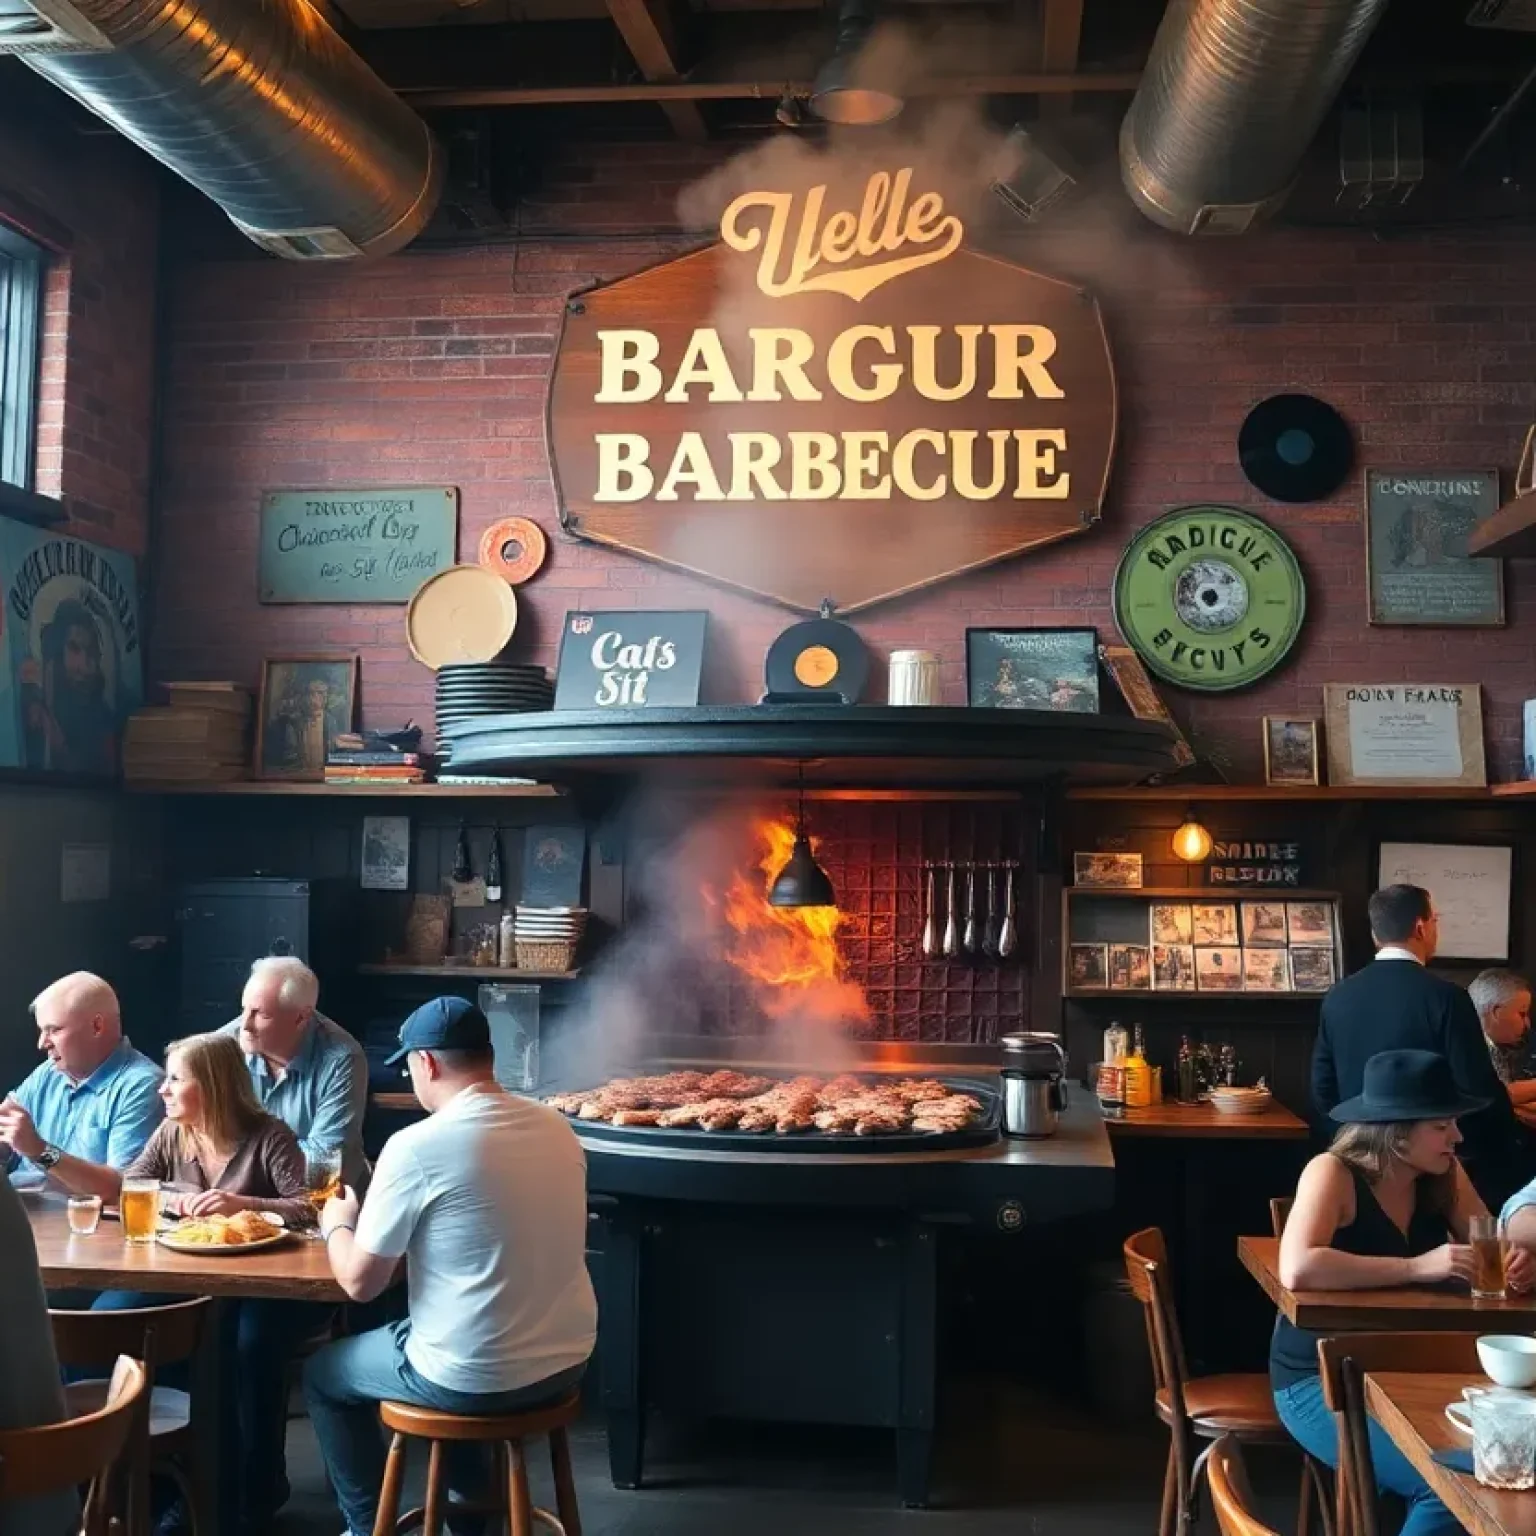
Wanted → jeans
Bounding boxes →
[1275,1376,1459,1536]
[99,1290,330,1531]
[303,1321,586,1536]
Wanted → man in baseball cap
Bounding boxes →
[305,996,596,1536]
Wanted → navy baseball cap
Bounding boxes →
[386,996,492,1065]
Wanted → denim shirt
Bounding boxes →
[220,1012,370,1192]
[5,1037,163,1182]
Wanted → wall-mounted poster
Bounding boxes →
[967,628,1099,713]
[1324,683,1486,788]
[554,610,707,710]
[1365,469,1503,627]
[0,524,143,776]
[361,816,411,892]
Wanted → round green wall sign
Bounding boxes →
[1112,505,1306,693]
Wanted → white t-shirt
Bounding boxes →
[355,1084,597,1394]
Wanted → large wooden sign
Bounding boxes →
[546,169,1117,614]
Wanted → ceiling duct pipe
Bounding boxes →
[0,0,442,260]
[1118,0,1392,235]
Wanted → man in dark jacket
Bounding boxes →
[1311,883,1530,1207]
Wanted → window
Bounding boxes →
[0,223,44,491]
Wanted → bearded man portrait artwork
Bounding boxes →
[20,599,119,775]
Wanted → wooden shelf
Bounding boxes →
[1066,784,1505,802]
[124,781,563,797]
[1107,1101,1310,1139]
[1067,886,1340,899]
[1065,988,1325,1000]
[358,964,581,981]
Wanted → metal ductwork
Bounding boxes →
[1,0,442,260]
[1119,0,1393,235]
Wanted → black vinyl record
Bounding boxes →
[763,617,869,705]
[1238,394,1353,504]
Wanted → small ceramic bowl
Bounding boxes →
[1478,1335,1536,1389]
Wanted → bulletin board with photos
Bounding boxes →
[1061,887,1343,998]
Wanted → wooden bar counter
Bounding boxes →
[1107,1101,1310,1140]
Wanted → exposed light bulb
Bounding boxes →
[1171,817,1212,864]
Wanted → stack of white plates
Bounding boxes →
[515,906,589,942]
[1207,1085,1273,1115]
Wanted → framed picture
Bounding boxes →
[1263,717,1321,787]
[361,816,410,891]
[1289,948,1336,992]
[1243,948,1291,993]
[1099,645,1196,768]
[255,655,359,781]
[1152,943,1196,991]
[1324,684,1486,789]
[1069,944,1109,988]
[1108,943,1151,991]
[1240,901,1288,947]
[1150,903,1193,945]
[1195,946,1243,992]
[1377,841,1514,963]
[1074,852,1143,889]
[1286,901,1334,947]
[1364,468,1504,627]
[967,627,1099,713]
[1191,903,1239,946]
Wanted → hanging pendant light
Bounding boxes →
[1171,808,1213,864]
[808,0,904,126]
[768,767,837,909]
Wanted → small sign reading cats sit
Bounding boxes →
[554,610,707,709]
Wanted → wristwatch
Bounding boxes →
[36,1144,63,1171]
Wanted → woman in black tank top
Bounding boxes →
[1270,1050,1534,1536]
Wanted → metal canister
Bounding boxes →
[888,650,942,706]
[1000,1032,1068,1138]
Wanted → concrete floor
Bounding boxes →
[276,1378,1306,1536]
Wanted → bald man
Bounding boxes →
[1,972,162,1202]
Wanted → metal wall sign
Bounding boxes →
[554,610,708,709]
[546,168,1118,615]
[1206,839,1305,887]
[258,487,458,604]
[1112,505,1306,693]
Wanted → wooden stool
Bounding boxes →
[373,1393,582,1536]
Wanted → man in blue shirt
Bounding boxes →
[1,972,162,1202]
[221,955,369,1193]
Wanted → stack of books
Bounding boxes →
[123,683,251,784]
[324,730,426,786]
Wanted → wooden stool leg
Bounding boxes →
[1305,1455,1334,1536]
[549,1427,581,1536]
[507,1440,534,1536]
[1159,1441,1178,1536]
[374,1433,409,1536]
[1298,1455,1314,1536]
[422,1442,446,1536]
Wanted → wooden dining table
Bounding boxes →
[1366,1370,1536,1536]
[27,1193,347,1302]
[1239,1235,1536,1332]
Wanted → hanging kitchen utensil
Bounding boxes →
[453,822,473,884]
[998,866,1017,958]
[963,865,979,954]
[982,865,1000,957]
[921,867,937,957]
[942,864,959,958]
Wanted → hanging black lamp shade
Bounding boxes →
[808,0,903,126]
[768,831,837,908]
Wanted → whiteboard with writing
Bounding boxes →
[1377,842,1513,960]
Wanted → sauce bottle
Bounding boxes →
[1125,1023,1151,1108]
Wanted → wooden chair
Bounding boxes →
[52,1298,212,1536]
[1208,1436,1282,1536]
[1124,1227,1330,1536]
[1316,1331,1481,1536]
[1271,1198,1293,1239]
[0,1355,148,1536]
[373,1393,583,1536]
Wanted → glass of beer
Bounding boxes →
[305,1147,342,1217]
[67,1195,102,1235]
[120,1179,161,1244]
[1472,1213,1509,1300]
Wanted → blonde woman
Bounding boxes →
[120,1033,323,1535]
[123,1031,311,1227]
[1272,1049,1534,1536]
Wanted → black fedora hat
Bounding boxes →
[1330,1049,1489,1124]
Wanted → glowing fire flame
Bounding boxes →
[709,817,870,1026]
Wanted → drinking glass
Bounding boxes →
[1472,1213,1509,1300]
[67,1195,102,1235]
[305,1147,343,1215]
[120,1179,161,1244]
[1471,1390,1536,1490]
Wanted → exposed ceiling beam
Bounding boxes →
[606,0,710,139]
[1037,0,1083,118]
[399,68,1142,106]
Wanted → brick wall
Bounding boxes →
[152,140,1536,779]
[0,100,159,558]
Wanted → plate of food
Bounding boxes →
[156,1210,289,1255]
